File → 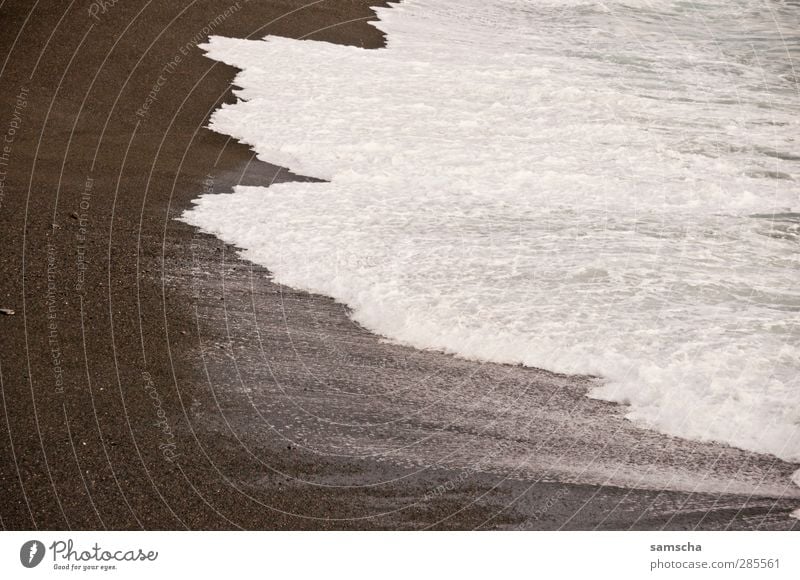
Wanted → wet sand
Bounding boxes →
[0,0,797,530]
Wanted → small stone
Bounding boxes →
[70,212,79,219]
[0,308,14,316]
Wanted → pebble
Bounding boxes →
[0,308,15,316]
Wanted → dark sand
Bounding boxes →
[0,0,797,530]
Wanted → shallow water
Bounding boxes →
[182,0,800,474]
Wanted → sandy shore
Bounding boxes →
[0,0,797,530]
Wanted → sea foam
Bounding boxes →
[182,0,800,479]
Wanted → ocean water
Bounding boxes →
[182,0,800,477]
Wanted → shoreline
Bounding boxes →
[0,0,797,530]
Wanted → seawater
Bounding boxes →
[182,0,800,475]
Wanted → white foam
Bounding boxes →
[183,0,800,483]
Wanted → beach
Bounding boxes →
[0,0,797,530]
